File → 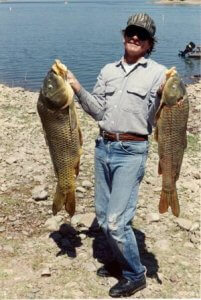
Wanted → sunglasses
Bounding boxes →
[124,26,151,41]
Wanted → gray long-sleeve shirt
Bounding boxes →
[76,57,166,135]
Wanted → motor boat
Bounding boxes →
[179,42,201,58]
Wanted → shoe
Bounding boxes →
[97,262,122,278]
[109,276,146,298]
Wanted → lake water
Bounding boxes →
[0,0,200,91]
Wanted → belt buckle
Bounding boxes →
[102,130,106,139]
[115,133,119,141]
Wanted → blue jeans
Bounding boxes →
[94,136,149,282]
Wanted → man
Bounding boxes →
[68,13,166,297]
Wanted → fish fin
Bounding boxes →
[159,190,169,214]
[65,191,75,217]
[158,161,162,175]
[52,185,65,215]
[75,159,80,177]
[69,103,78,131]
[169,188,180,217]
[155,102,165,124]
[78,126,83,146]
[154,125,158,142]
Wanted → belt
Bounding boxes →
[100,129,148,142]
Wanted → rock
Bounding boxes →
[41,267,51,277]
[71,214,82,226]
[44,216,63,231]
[28,109,36,114]
[0,226,6,232]
[79,233,87,240]
[190,222,200,232]
[32,185,48,201]
[8,216,17,222]
[190,233,200,245]
[77,192,84,198]
[183,242,194,248]
[3,245,15,254]
[175,218,193,231]
[154,239,171,251]
[169,274,178,283]
[84,261,97,272]
[76,186,86,193]
[5,155,18,164]
[146,212,160,223]
[79,212,96,228]
[193,173,201,179]
[82,180,93,189]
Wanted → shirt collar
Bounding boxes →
[116,56,148,68]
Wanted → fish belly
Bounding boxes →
[156,98,189,217]
[37,93,82,217]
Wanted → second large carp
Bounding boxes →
[155,67,189,217]
[37,60,83,217]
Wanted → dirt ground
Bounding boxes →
[0,80,200,299]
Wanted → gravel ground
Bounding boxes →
[0,80,200,299]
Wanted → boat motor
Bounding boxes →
[179,42,196,57]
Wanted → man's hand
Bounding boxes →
[67,70,81,94]
[157,81,165,98]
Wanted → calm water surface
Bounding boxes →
[0,0,200,91]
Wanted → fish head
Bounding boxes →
[42,70,65,98]
[42,70,69,108]
[162,73,186,107]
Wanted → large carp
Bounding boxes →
[37,59,83,217]
[155,67,189,217]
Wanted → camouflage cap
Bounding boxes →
[126,13,156,37]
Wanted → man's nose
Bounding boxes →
[131,35,139,40]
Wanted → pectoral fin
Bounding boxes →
[155,102,165,124]
[154,125,158,142]
[69,103,77,131]
[158,161,162,175]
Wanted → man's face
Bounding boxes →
[123,26,152,59]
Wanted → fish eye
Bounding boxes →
[48,84,53,89]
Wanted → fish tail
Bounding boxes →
[65,190,75,217]
[159,186,180,217]
[52,185,65,215]
[170,187,180,217]
[52,184,76,217]
[159,190,169,214]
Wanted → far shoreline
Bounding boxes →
[155,0,201,4]
[0,74,200,94]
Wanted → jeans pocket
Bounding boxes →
[120,141,148,155]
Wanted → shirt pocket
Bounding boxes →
[105,85,116,97]
[122,86,148,114]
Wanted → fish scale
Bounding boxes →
[155,69,189,217]
[37,96,82,217]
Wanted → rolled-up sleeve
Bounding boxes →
[76,70,106,121]
[148,67,167,127]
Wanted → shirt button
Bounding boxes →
[119,90,122,93]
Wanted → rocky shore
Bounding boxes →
[156,0,201,5]
[0,79,200,299]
